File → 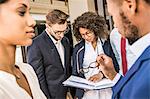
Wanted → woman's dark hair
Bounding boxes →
[0,0,8,3]
[46,9,69,26]
[73,12,109,41]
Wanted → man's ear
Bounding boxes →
[124,0,137,15]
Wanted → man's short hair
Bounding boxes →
[46,9,69,26]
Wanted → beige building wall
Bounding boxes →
[30,0,68,14]
[30,0,69,20]
[68,0,95,24]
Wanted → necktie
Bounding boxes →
[121,37,127,75]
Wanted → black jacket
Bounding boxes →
[27,31,71,99]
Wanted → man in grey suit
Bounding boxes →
[27,9,71,99]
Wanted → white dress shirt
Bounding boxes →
[112,32,150,84]
[0,62,46,99]
[82,38,112,99]
[110,28,134,75]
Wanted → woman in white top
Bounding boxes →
[0,0,46,99]
[72,12,119,99]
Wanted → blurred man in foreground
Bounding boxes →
[97,0,150,99]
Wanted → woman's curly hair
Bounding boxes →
[73,12,109,41]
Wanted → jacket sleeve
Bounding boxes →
[72,46,79,76]
[27,41,50,98]
[65,37,72,77]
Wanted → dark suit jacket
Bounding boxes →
[72,38,119,99]
[112,45,150,99]
[27,31,71,99]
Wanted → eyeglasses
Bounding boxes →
[79,61,98,74]
[81,31,94,38]
[48,25,69,35]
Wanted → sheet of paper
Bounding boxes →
[63,75,115,90]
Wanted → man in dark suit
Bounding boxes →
[27,9,71,99]
[96,0,150,99]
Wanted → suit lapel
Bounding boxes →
[43,31,64,69]
[79,47,84,69]
[113,45,150,98]
[43,31,56,49]
[61,38,68,69]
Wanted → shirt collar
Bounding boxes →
[85,37,101,44]
[45,29,61,44]
[129,32,150,60]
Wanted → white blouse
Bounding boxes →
[82,38,112,99]
[0,62,47,99]
[83,38,103,79]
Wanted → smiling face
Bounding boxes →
[107,0,140,44]
[0,0,36,46]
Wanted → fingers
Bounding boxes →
[96,54,116,80]
[95,62,100,69]
[96,54,105,66]
[96,54,111,66]
[97,54,108,61]
[88,73,103,83]
[88,77,99,83]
